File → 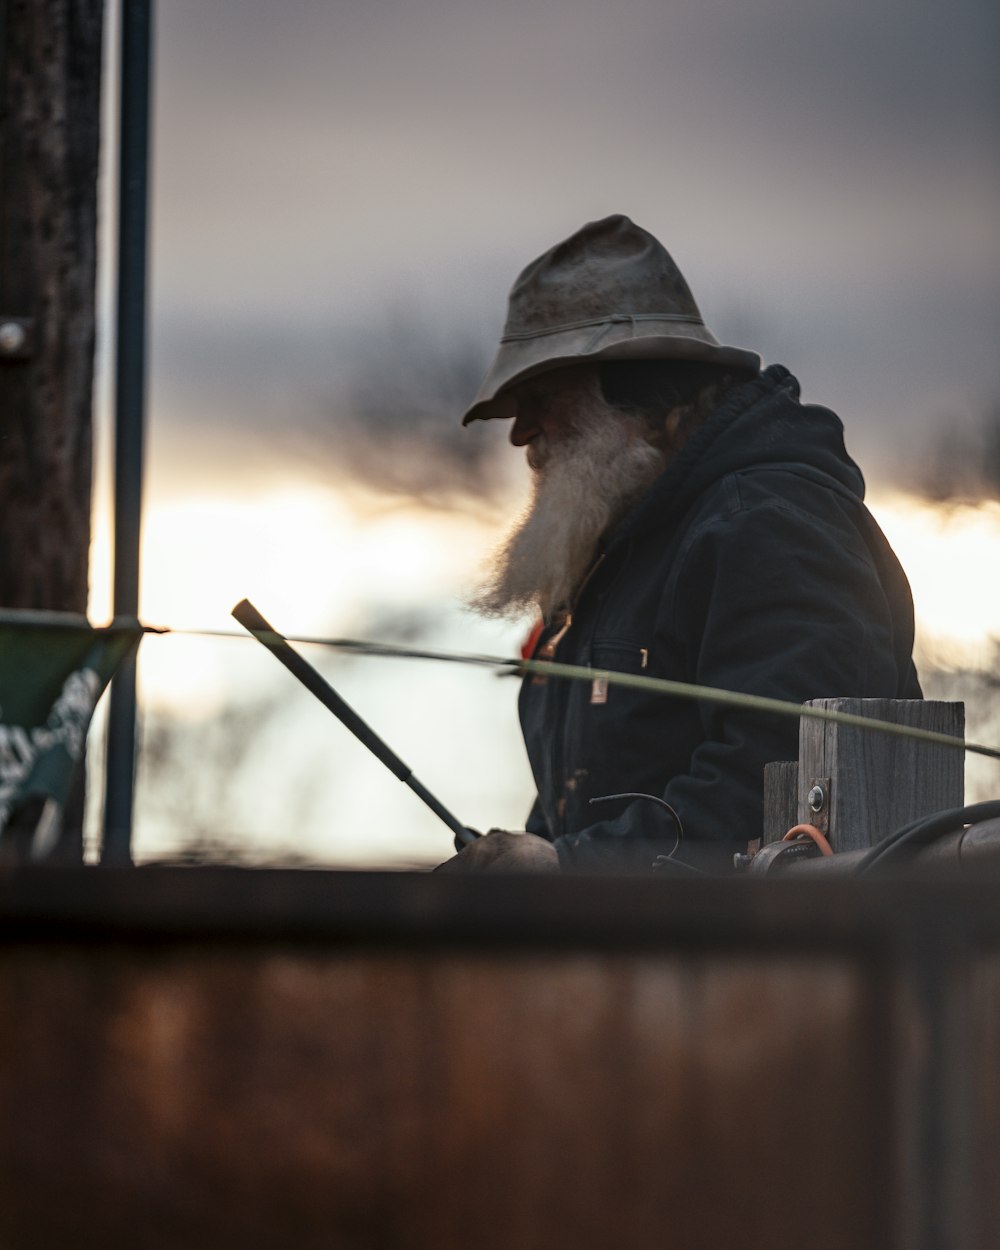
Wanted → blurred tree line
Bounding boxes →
[291,311,512,515]
[909,398,1000,801]
[913,400,1000,505]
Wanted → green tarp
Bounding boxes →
[0,612,142,851]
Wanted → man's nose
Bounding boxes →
[509,410,539,447]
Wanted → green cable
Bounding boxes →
[517,657,999,761]
[148,623,1000,763]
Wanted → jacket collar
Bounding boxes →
[597,364,865,558]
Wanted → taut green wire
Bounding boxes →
[517,657,999,761]
[148,623,1000,763]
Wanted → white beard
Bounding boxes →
[470,406,665,621]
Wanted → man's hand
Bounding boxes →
[435,830,560,873]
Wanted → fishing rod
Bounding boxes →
[231,599,480,848]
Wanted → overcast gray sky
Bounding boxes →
[139,0,1000,496]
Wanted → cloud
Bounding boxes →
[139,0,998,494]
[149,303,519,511]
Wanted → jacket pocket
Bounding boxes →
[590,640,650,675]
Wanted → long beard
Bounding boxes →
[470,409,665,620]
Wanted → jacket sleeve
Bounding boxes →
[525,793,551,838]
[553,490,912,873]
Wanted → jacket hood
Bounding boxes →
[606,364,865,552]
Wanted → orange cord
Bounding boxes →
[782,823,834,856]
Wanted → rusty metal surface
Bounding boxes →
[0,944,886,1250]
[973,955,1000,1250]
[0,867,997,1250]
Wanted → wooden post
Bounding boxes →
[0,0,105,859]
[0,0,103,612]
[796,699,965,853]
[762,760,798,846]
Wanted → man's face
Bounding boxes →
[508,366,599,465]
[469,365,666,620]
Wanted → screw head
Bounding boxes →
[807,784,826,813]
[0,322,27,355]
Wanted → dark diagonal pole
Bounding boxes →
[102,0,153,865]
[232,600,480,848]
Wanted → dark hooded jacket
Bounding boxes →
[519,365,922,872]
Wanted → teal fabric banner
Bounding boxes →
[0,613,142,845]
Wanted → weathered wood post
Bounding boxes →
[0,0,105,859]
[764,699,965,850]
[0,0,104,611]
[762,760,799,846]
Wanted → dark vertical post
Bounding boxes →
[0,0,103,613]
[761,760,798,845]
[0,0,105,861]
[102,0,152,865]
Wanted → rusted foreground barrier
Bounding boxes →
[0,868,997,1250]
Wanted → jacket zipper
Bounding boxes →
[536,613,573,665]
[534,554,606,664]
[539,552,607,837]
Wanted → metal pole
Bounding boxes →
[102,0,152,865]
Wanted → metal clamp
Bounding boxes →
[745,838,824,875]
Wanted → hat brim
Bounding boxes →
[462,320,761,425]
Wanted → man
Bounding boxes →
[444,214,921,874]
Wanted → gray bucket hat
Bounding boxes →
[462,214,760,425]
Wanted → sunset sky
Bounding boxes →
[87,0,1000,864]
